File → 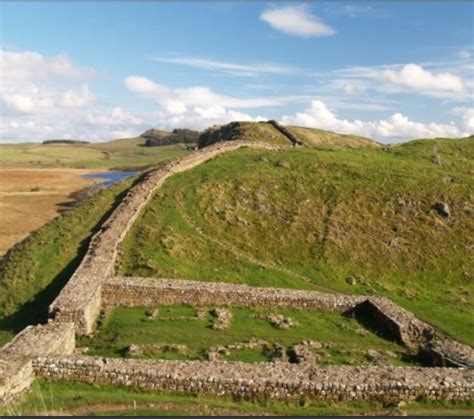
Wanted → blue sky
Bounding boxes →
[1,2,473,142]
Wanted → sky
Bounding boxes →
[0,1,473,143]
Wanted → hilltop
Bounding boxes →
[197,121,380,149]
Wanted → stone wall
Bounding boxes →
[0,322,75,358]
[102,277,367,313]
[34,356,473,403]
[102,278,440,350]
[268,120,304,146]
[49,141,283,335]
[419,339,474,369]
[0,321,74,407]
[0,359,33,407]
[354,298,435,349]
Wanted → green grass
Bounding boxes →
[120,138,474,345]
[3,380,473,416]
[0,176,140,346]
[80,305,412,365]
[0,140,189,169]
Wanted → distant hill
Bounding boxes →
[143,128,200,147]
[42,139,90,145]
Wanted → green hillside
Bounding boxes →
[120,135,474,345]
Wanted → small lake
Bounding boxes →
[81,170,140,188]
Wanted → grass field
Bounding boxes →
[0,139,189,255]
[80,305,411,365]
[120,137,474,345]
[3,380,473,416]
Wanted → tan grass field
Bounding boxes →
[0,168,106,256]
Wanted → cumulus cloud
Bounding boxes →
[1,50,96,116]
[329,62,471,100]
[260,5,335,38]
[453,107,474,132]
[153,56,298,76]
[380,64,464,93]
[124,75,289,111]
[281,100,469,142]
[0,49,148,142]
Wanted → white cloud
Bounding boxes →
[327,62,471,100]
[124,75,291,112]
[380,64,464,93]
[86,107,143,126]
[152,56,298,76]
[453,107,474,132]
[281,100,469,142]
[1,50,96,116]
[0,49,147,142]
[260,5,335,38]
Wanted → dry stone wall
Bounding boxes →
[354,298,435,348]
[49,141,284,335]
[34,356,473,403]
[0,359,33,407]
[0,321,75,407]
[102,277,366,313]
[0,322,75,358]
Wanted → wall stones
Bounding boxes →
[102,277,366,313]
[0,322,75,358]
[33,355,474,403]
[354,297,434,349]
[419,339,474,369]
[0,359,33,407]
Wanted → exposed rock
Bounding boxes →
[211,308,232,330]
[346,276,357,286]
[433,202,451,218]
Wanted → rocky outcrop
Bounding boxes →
[144,129,200,147]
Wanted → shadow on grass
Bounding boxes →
[0,175,145,337]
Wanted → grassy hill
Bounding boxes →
[1,126,473,415]
[287,126,379,148]
[120,134,474,345]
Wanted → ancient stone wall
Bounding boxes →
[0,322,75,407]
[102,277,367,313]
[49,141,283,335]
[419,339,474,369]
[0,322,75,358]
[268,120,304,146]
[34,356,473,403]
[354,298,434,349]
[0,359,33,407]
